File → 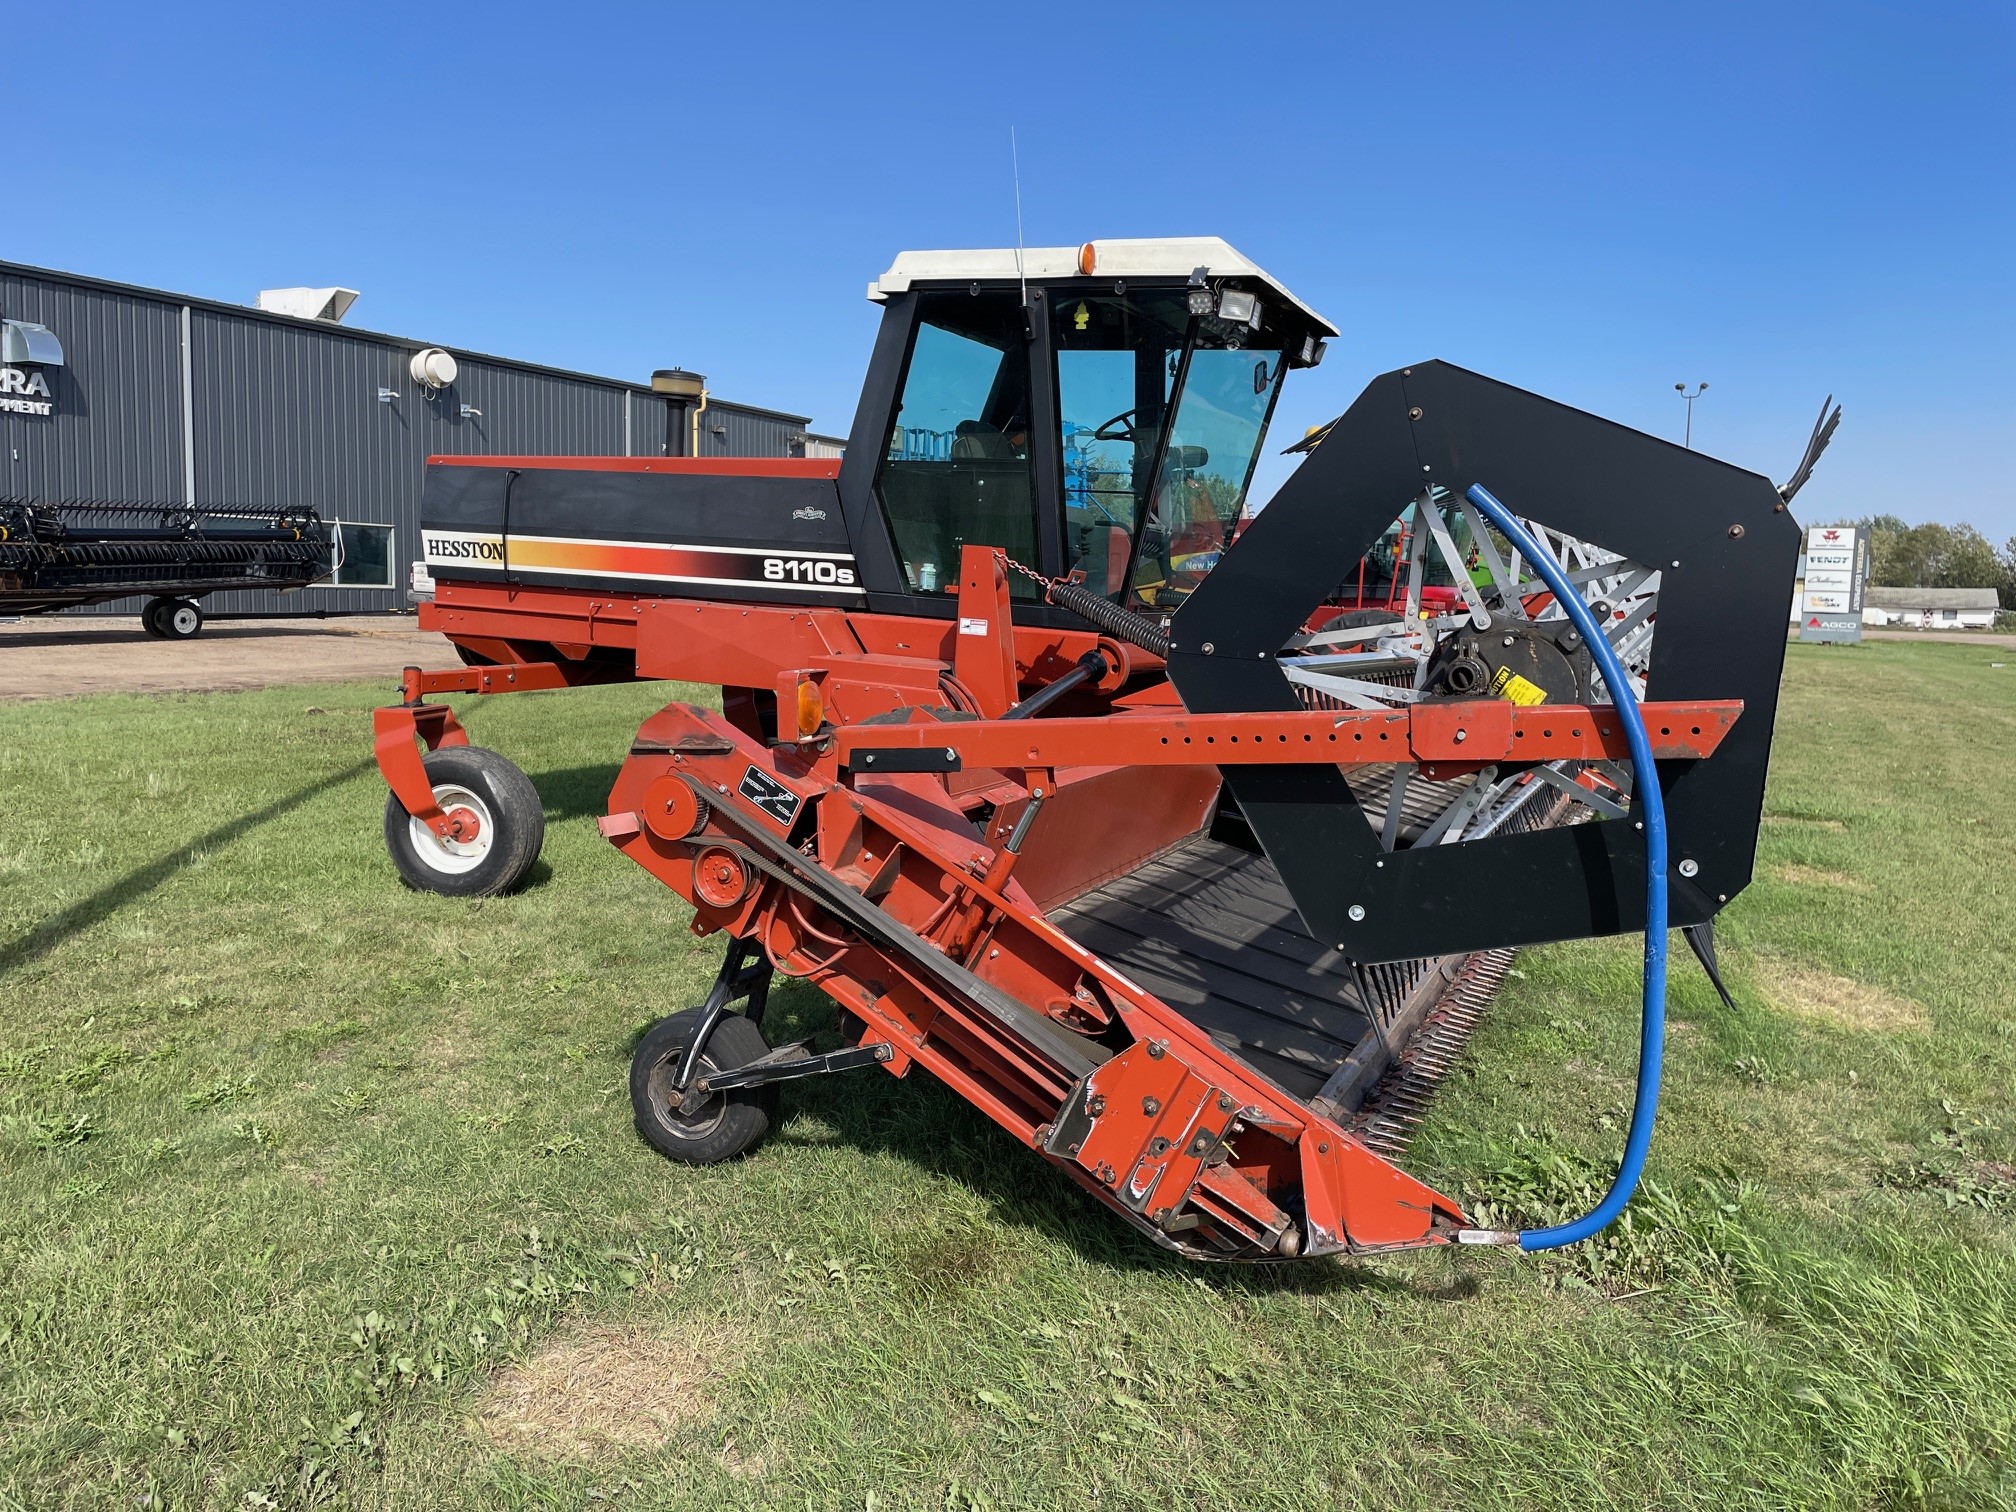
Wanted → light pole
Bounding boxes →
[1674,382,1708,448]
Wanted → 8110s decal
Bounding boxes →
[421,530,864,595]
[762,557,855,585]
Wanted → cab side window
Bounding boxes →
[1052,292,1192,603]
[875,292,1040,598]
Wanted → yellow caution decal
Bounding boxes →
[1491,667,1549,706]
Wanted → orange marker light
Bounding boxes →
[1078,242,1097,275]
[796,677,824,738]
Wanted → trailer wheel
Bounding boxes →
[631,1009,777,1165]
[141,598,174,637]
[382,745,545,897]
[158,599,204,639]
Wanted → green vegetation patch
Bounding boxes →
[0,641,2012,1508]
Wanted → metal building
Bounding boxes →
[0,259,838,616]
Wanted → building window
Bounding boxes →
[324,521,395,589]
[874,291,1039,597]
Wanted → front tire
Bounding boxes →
[382,745,544,897]
[630,1009,777,1165]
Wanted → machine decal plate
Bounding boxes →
[421,529,864,595]
[738,765,804,828]
[1490,667,1548,706]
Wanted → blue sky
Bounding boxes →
[13,2,2012,536]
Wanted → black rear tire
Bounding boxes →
[630,1009,778,1165]
[159,599,204,639]
[382,744,544,897]
[141,598,173,638]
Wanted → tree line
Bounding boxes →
[1848,516,2016,608]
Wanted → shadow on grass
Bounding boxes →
[527,763,624,823]
[743,978,1469,1302]
[0,757,376,980]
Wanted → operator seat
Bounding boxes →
[950,420,1018,460]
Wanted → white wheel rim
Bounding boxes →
[407,782,495,875]
[170,606,199,635]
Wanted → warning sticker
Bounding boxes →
[737,765,803,828]
[1491,667,1549,706]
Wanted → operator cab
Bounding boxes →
[845,238,1338,617]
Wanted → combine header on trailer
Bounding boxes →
[371,238,1808,1259]
[0,499,332,636]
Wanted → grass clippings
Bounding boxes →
[1751,956,1930,1033]
[478,1321,733,1461]
[1770,862,1869,891]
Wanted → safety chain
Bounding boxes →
[1001,553,1064,594]
[997,550,1172,660]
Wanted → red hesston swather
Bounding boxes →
[370,240,1810,1260]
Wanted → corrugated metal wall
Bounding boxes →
[188,309,635,614]
[693,400,810,460]
[1,270,184,503]
[0,261,819,618]
[635,393,814,460]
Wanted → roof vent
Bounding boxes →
[256,287,360,323]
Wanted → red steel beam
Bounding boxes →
[399,661,587,700]
[833,700,1741,773]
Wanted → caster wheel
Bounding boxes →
[382,745,544,897]
[630,1009,777,1165]
[141,598,174,638]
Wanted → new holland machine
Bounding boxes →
[370,238,1826,1261]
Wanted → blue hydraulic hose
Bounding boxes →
[1461,485,1668,1252]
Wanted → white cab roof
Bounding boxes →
[869,237,1337,337]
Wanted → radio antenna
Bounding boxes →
[1010,126,1028,308]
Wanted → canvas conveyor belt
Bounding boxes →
[1052,833,1446,1107]
[1051,775,1579,1141]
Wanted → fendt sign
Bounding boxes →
[0,366,56,416]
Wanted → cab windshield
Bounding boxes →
[1054,289,1285,610]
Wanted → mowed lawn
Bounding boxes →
[1,641,2012,1510]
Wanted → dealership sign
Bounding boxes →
[0,317,63,416]
[1799,524,1866,644]
[0,366,55,416]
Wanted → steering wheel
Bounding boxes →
[1091,408,1138,442]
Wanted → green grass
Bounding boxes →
[1,641,2012,1509]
